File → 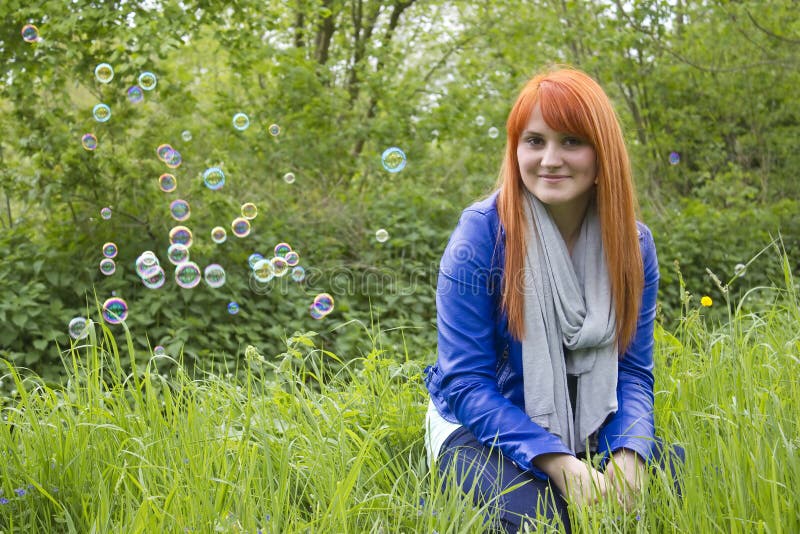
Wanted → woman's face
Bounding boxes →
[516,104,597,217]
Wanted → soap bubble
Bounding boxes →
[231,217,251,238]
[488,126,499,139]
[211,226,227,244]
[68,317,90,340]
[156,144,173,162]
[93,104,111,123]
[175,261,202,289]
[100,207,112,220]
[102,297,129,324]
[81,133,98,151]
[153,345,166,356]
[159,173,177,192]
[284,250,300,266]
[204,264,226,288]
[138,71,157,90]
[141,266,166,289]
[734,263,746,278]
[248,253,264,269]
[169,199,191,222]
[283,172,295,184]
[270,256,289,277]
[127,85,144,104]
[309,303,325,320]
[21,24,40,43]
[475,115,486,126]
[268,124,280,136]
[375,228,389,243]
[291,266,306,282]
[381,147,406,173]
[274,243,291,257]
[169,226,193,247]
[167,243,190,265]
[100,258,116,275]
[313,293,334,315]
[135,251,160,277]
[668,151,680,165]
[227,302,240,315]
[232,113,250,131]
[203,167,225,190]
[241,202,257,220]
[252,259,274,283]
[102,242,118,258]
[165,149,182,169]
[181,130,192,142]
[94,63,114,83]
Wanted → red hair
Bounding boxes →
[496,67,643,351]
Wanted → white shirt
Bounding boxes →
[424,399,463,467]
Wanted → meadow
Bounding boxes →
[1,254,798,533]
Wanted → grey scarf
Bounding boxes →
[521,191,618,453]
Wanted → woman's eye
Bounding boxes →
[563,136,583,146]
[526,137,544,146]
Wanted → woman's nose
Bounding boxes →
[540,143,563,168]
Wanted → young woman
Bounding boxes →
[424,67,681,533]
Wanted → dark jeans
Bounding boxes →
[437,427,685,534]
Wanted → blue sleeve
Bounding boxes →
[436,208,572,479]
[597,224,658,463]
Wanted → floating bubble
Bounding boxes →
[167,243,190,265]
[211,226,227,244]
[475,115,486,126]
[68,317,90,340]
[127,85,144,104]
[283,172,295,184]
[102,242,118,258]
[165,149,182,169]
[268,124,280,136]
[204,264,226,288]
[141,266,166,289]
[375,228,389,243]
[488,126,499,139]
[169,226,193,247]
[135,251,160,277]
[313,293,334,315]
[248,253,264,269]
[273,243,291,258]
[181,130,192,142]
[270,256,289,277]
[227,301,240,315]
[381,147,407,173]
[309,303,325,320]
[291,265,306,283]
[102,297,129,324]
[241,202,257,220]
[21,24,40,43]
[734,263,746,278]
[169,199,191,222]
[231,217,251,238]
[252,259,274,283]
[175,261,202,289]
[81,133,98,151]
[159,173,177,192]
[94,63,114,83]
[93,103,111,123]
[284,250,300,266]
[668,151,680,165]
[153,345,166,356]
[138,71,157,91]
[232,113,250,131]
[156,144,173,162]
[203,167,225,190]
[100,258,116,275]
[100,207,112,220]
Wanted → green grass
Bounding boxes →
[1,260,798,533]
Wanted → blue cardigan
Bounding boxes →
[425,190,659,480]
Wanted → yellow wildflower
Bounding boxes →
[700,296,712,307]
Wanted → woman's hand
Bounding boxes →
[604,448,648,512]
[534,453,610,507]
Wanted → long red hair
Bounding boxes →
[496,67,643,352]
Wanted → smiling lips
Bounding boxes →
[539,174,570,181]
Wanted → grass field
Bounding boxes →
[1,260,798,533]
